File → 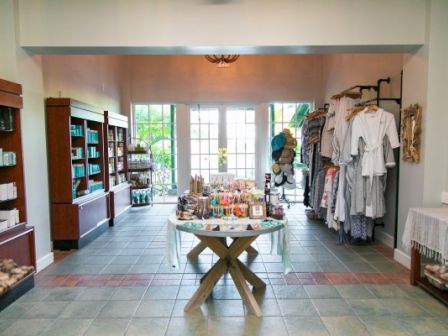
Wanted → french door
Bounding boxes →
[190,105,256,183]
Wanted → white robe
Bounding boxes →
[350,108,400,217]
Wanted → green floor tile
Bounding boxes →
[284,316,329,336]
[278,299,318,316]
[41,318,92,336]
[304,285,340,299]
[312,299,354,316]
[126,318,169,336]
[321,316,369,336]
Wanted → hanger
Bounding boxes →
[331,91,362,100]
[366,104,379,112]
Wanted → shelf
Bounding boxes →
[71,135,84,138]
[0,222,27,236]
[417,278,448,306]
[88,156,101,160]
[71,157,84,161]
[0,164,16,168]
[128,150,149,154]
[131,185,152,189]
[129,168,151,172]
[0,129,14,133]
[72,189,106,204]
[0,198,18,204]
[89,171,102,176]
[132,202,151,207]
[87,142,99,145]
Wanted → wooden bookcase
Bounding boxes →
[104,111,131,224]
[0,78,35,268]
[46,98,110,249]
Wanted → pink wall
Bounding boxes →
[122,55,325,107]
[42,55,122,112]
[322,54,404,101]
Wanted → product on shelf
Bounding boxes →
[88,163,101,175]
[87,129,99,144]
[0,149,16,166]
[88,180,104,193]
[72,163,85,178]
[71,147,84,160]
[70,124,83,137]
[87,146,100,158]
[0,209,19,229]
[0,182,17,201]
[0,107,14,131]
[131,188,152,205]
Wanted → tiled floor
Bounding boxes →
[1,204,448,335]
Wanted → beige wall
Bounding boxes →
[0,0,51,271]
[18,0,425,51]
[42,55,122,112]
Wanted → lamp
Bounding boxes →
[204,55,240,68]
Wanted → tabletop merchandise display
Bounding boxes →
[167,174,290,317]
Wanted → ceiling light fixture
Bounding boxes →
[204,54,240,68]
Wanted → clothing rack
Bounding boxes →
[356,77,402,107]
[329,75,403,246]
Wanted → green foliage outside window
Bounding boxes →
[134,104,177,196]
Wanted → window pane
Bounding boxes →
[227,139,236,154]
[209,124,219,139]
[246,109,255,123]
[209,110,219,124]
[191,109,200,123]
[237,154,245,168]
[200,155,210,169]
[210,140,219,154]
[191,155,200,169]
[191,124,200,139]
[149,105,163,123]
[134,105,149,123]
[246,141,255,153]
[227,125,236,139]
[191,140,200,154]
[227,154,236,169]
[200,125,209,139]
[246,124,255,138]
[200,139,209,154]
[210,155,219,169]
[162,105,172,123]
[246,154,255,168]
[199,109,209,124]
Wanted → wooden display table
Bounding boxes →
[167,216,289,317]
[403,208,448,305]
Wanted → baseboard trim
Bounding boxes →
[374,229,394,248]
[394,248,411,269]
[36,252,54,273]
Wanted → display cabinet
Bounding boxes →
[46,98,110,249]
[104,111,131,224]
[0,78,35,268]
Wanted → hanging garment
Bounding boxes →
[351,108,400,184]
[320,166,339,229]
[333,97,359,223]
[350,135,396,219]
[320,103,336,158]
[351,215,374,240]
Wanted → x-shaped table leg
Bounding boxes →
[184,234,265,317]
[187,237,259,259]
